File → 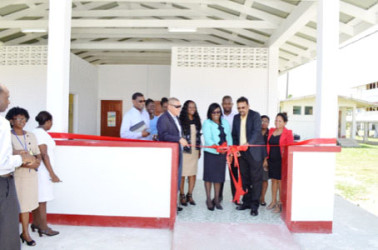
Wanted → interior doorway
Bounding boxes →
[68,94,75,133]
[101,100,123,137]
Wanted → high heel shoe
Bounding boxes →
[180,194,187,206]
[214,201,223,210]
[267,202,276,210]
[186,193,196,205]
[30,224,40,232]
[38,227,59,237]
[206,199,214,211]
[20,233,36,246]
[273,203,282,213]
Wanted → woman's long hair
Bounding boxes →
[179,100,201,134]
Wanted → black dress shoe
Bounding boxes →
[206,200,215,211]
[236,204,250,210]
[250,209,259,216]
[177,206,183,212]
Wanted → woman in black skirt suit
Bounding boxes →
[264,113,293,213]
[202,103,233,211]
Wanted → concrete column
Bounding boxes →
[340,108,347,138]
[267,46,279,120]
[315,0,339,138]
[351,107,357,139]
[363,122,369,142]
[46,0,72,132]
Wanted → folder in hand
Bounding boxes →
[130,121,147,133]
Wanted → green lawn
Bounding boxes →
[335,144,378,215]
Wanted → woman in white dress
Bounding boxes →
[32,111,61,236]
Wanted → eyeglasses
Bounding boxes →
[170,104,182,109]
[212,111,221,114]
[237,107,247,110]
[138,100,146,103]
[13,117,26,122]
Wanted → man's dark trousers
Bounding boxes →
[239,151,263,210]
[0,176,21,250]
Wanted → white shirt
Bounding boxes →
[120,107,150,140]
[168,110,182,137]
[0,116,22,175]
[223,110,238,131]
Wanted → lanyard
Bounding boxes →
[11,130,28,151]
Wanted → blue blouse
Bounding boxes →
[202,118,233,154]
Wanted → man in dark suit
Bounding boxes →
[157,97,188,212]
[232,97,266,216]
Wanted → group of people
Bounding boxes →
[120,92,294,215]
[0,84,60,249]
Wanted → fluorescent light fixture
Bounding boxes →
[22,28,47,33]
[168,27,197,33]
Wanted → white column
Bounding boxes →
[46,0,72,132]
[315,0,339,138]
[340,108,347,138]
[267,46,279,120]
[363,122,369,142]
[351,107,357,139]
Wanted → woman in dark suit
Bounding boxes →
[202,103,232,211]
[264,113,293,213]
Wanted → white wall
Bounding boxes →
[97,65,170,134]
[50,145,172,218]
[0,50,99,135]
[280,98,316,139]
[70,54,98,134]
[0,65,47,131]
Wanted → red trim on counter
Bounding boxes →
[46,214,171,229]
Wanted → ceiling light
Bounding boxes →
[168,27,197,33]
[22,28,47,33]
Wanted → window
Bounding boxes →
[293,106,301,115]
[305,106,313,115]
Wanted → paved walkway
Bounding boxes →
[22,181,378,250]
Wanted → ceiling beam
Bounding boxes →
[340,1,377,24]
[267,1,316,47]
[0,19,277,29]
[71,42,245,50]
[71,9,206,17]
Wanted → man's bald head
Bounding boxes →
[0,83,10,112]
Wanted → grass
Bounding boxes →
[335,144,378,215]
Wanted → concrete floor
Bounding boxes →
[22,181,378,250]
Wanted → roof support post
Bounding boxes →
[46,0,72,132]
[267,46,279,120]
[315,0,339,138]
[351,106,357,139]
[363,122,369,142]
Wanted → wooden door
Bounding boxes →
[68,94,75,133]
[101,100,123,137]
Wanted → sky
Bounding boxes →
[278,27,378,100]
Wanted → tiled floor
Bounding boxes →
[177,180,283,224]
[173,222,299,250]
